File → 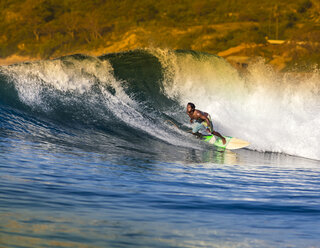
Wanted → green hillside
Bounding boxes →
[0,0,319,69]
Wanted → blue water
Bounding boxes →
[1,50,320,247]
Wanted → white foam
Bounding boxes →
[154,50,320,160]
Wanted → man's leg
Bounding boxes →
[192,122,202,134]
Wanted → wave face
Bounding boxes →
[1,49,320,160]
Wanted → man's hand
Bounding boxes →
[222,137,226,145]
[190,119,193,123]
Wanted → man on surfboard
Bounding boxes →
[186,102,226,145]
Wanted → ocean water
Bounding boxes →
[0,49,319,247]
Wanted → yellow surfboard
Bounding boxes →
[203,135,250,150]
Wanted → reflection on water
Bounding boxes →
[185,148,239,165]
[1,212,98,248]
[1,130,320,247]
[2,205,319,248]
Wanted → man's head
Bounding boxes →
[187,102,195,113]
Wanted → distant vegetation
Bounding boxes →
[0,0,319,68]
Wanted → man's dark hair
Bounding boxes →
[187,102,195,110]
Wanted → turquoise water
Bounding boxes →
[0,50,320,247]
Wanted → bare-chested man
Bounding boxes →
[186,102,226,144]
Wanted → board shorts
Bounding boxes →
[192,114,213,135]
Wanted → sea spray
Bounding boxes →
[153,50,320,160]
[244,59,320,159]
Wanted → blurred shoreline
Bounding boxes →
[0,38,318,73]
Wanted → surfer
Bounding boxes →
[186,102,226,145]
